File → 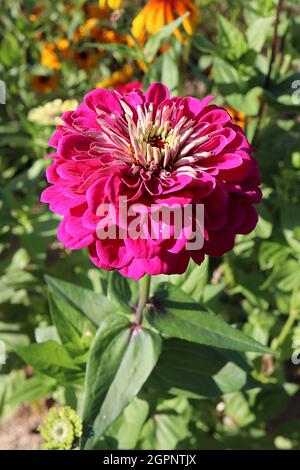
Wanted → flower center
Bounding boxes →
[51,421,69,442]
[97,99,211,177]
[121,101,186,173]
[147,136,165,150]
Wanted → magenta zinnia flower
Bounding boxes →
[41,83,261,279]
[114,82,142,95]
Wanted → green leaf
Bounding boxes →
[144,12,190,63]
[7,376,56,407]
[35,325,60,344]
[224,392,255,427]
[262,259,300,293]
[161,48,180,94]
[217,14,248,61]
[106,398,149,449]
[81,315,131,449]
[259,242,290,270]
[49,292,96,361]
[108,271,133,314]
[192,33,219,55]
[202,282,226,305]
[94,328,161,442]
[246,17,273,53]
[179,258,209,302]
[67,10,84,41]
[0,371,27,420]
[254,203,273,239]
[84,42,144,61]
[225,87,263,116]
[16,341,83,386]
[45,275,114,326]
[140,413,189,450]
[151,258,209,301]
[148,339,258,398]
[0,322,29,349]
[281,206,300,253]
[81,316,161,449]
[0,33,20,66]
[213,57,243,95]
[147,283,270,354]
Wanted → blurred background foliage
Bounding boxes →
[0,0,300,450]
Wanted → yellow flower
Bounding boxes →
[99,0,123,10]
[131,0,200,43]
[28,99,78,125]
[31,75,59,94]
[96,63,133,88]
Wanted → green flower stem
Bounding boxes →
[273,309,298,352]
[135,274,151,325]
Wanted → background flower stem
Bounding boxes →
[272,309,298,352]
[252,0,284,145]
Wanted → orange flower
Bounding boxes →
[72,18,126,69]
[41,43,61,70]
[99,0,123,10]
[137,59,149,73]
[56,38,72,59]
[31,75,59,94]
[29,4,44,22]
[41,40,72,69]
[83,2,109,19]
[74,50,97,69]
[131,0,200,43]
[73,18,102,43]
[74,17,125,44]
[226,106,246,131]
[96,63,133,88]
[100,27,123,43]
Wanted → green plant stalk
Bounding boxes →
[273,308,298,351]
[253,0,284,145]
[134,274,151,325]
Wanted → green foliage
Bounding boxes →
[81,314,161,449]
[147,283,270,353]
[143,13,190,63]
[148,339,258,398]
[16,340,84,386]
